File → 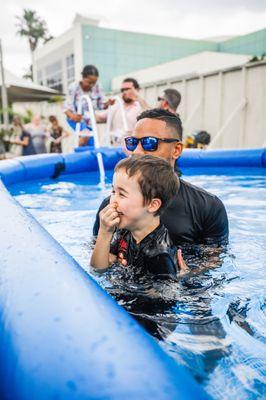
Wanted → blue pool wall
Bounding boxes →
[0,148,217,400]
[0,147,265,188]
[0,147,265,399]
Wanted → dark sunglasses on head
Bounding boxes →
[120,88,130,93]
[124,136,180,152]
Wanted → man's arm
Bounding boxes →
[65,110,82,122]
[202,195,229,246]
[126,88,150,110]
[135,93,150,111]
[63,83,83,122]
[10,136,29,147]
[188,195,229,270]
[95,109,108,123]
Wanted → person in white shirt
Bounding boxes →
[96,78,149,146]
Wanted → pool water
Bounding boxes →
[10,168,266,400]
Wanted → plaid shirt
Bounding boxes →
[63,81,105,116]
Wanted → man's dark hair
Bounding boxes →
[194,131,211,146]
[164,88,181,111]
[49,115,57,123]
[82,65,99,78]
[123,77,140,89]
[137,108,183,141]
[114,155,179,216]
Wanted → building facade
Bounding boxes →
[33,15,266,94]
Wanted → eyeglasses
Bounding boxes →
[120,88,130,93]
[124,136,180,152]
[157,96,165,102]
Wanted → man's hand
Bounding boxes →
[104,98,116,108]
[99,203,120,235]
[70,114,83,122]
[177,249,189,276]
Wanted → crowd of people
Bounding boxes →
[2,64,223,272]
[5,114,69,158]
[3,63,211,158]
[1,64,227,338]
[63,64,189,148]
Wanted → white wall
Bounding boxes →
[138,61,266,149]
[33,21,84,93]
[34,40,74,94]
[112,52,251,91]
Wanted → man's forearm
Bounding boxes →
[137,96,150,111]
[90,230,112,270]
[65,110,74,119]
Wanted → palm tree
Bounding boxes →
[16,9,53,80]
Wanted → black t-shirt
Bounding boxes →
[20,130,36,156]
[110,224,177,278]
[93,179,229,246]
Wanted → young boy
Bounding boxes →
[90,155,181,278]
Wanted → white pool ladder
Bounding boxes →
[76,95,105,186]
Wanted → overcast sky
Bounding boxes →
[1,0,266,77]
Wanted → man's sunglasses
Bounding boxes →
[124,136,180,152]
[157,96,165,102]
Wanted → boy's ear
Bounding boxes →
[147,198,162,214]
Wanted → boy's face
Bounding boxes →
[110,169,151,230]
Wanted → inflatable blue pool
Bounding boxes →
[0,148,265,400]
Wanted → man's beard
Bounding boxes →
[123,97,133,104]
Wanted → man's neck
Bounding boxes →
[80,82,90,93]
[123,100,135,107]
[130,216,160,244]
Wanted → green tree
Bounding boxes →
[16,9,53,80]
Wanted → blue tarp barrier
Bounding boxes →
[0,148,265,187]
[0,147,265,399]
[74,146,266,166]
[0,150,213,399]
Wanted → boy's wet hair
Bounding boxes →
[114,155,179,216]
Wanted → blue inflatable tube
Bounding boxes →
[0,148,265,187]
[0,161,210,399]
[178,148,266,168]
[74,146,266,167]
[0,147,265,399]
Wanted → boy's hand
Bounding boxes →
[118,252,128,266]
[177,249,189,276]
[99,203,120,235]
